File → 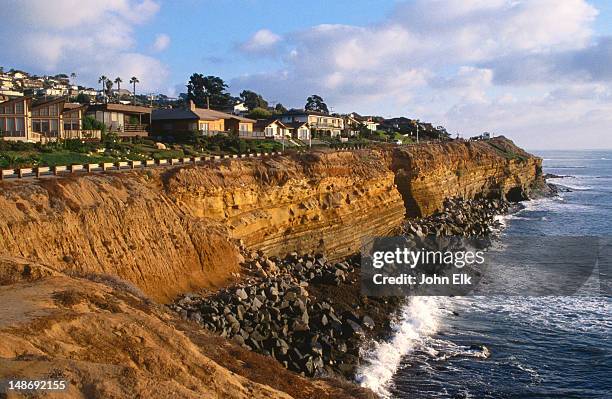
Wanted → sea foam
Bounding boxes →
[355,297,445,397]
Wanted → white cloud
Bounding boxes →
[153,34,171,52]
[0,0,168,92]
[233,0,611,149]
[239,29,282,54]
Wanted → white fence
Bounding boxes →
[0,145,367,181]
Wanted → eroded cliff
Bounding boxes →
[390,137,543,216]
[0,137,541,302]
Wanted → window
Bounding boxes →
[49,105,58,116]
[0,117,4,131]
[15,118,24,135]
[199,122,209,131]
[50,119,58,135]
[15,102,23,114]
[6,118,14,132]
[265,126,274,136]
[239,123,249,131]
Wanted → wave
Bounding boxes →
[547,177,592,191]
[355,297,445,398]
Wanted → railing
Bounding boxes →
[123,123,148,132]
[0,151,286,181]
[0,145,371,181]
[62,130,102,140]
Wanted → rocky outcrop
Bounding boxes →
[389,137,542,216]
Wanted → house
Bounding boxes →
[277,110,344,137]
[251,119,290,140]
[0,97,31,141]
[0,96,100,142]
[86,103,152,138]
[343,114,361,136]
[222,101,249,116]
[348,112,379,133]
[285,121,310,141]
[151,100,254,137]
[31,97,98,141]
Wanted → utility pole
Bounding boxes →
[415,119,420,144]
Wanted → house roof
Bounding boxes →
[254,118,289,130]
[152,108,198,121]
[88,103,152,114]
[0,96,31,106]
[63,103,86,112]
[192,107,255,123]
[283,121,309,129]
[32,96,66,108]
[281,109,332,117]
[152,107,255,123]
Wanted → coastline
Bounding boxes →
[0,138,546,398]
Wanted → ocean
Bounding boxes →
[357,150,612,398]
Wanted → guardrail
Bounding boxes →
[0,151,286,181]
[0,145,369,181]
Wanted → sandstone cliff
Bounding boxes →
[390,137,543,216]
[0,137,540,302]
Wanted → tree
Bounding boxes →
[274,103,287,114]
[105,79,114,98]
[186,74,233,109]
[239,90,268,110]
[305,95,329,114]
[129,76,139,105]
[114,77,122,92]
[98,75,107,94]
[247,107,272,119]
[75,93,91,104]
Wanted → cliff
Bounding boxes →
[0,137,542,398]
[390,137,543,216]
[0,137,541,302]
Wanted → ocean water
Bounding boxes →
[357,150,612,398]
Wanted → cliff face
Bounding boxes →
[167,150,405,260]
[0,138,541,301]
[389,137,543,216]
[0,151,405,302]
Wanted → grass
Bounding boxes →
[0,135,286,169]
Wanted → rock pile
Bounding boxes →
[170,254,374,378]
[403,197,509,238]
[170,197,515,379]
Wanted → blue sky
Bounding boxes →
[1,0,612,149]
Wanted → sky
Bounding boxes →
[1,0,612,149]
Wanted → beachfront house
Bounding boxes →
[277,110,344,137]
[86,103,152,138]
[0,97,30,141]
[151,100,254,137]
[252,119,290,140]
[0,96,101,142]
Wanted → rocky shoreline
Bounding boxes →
[169,196,519,382]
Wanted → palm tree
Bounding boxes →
[114,77,122,92]
[129,76,139,105]
[98,75,107,101]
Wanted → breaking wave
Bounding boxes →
[355,297,446,397]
